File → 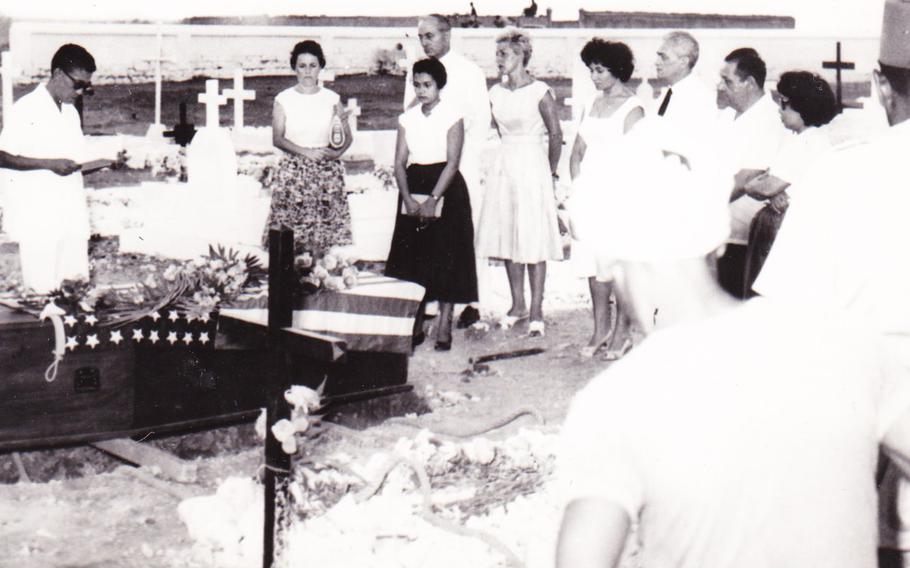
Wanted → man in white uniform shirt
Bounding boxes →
[0,44,97,293]
[404,13,491,327]
[555,142,910,568]
[714,47,787,298]
[752,4,910,562]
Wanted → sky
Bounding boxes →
[0,0,885,35]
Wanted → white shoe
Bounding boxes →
[528,320,545,338]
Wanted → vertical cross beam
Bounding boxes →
[822,41,855,113]
[345,97,362,133]
[262,228,295,568]
[1,51,17,126]
[223,68,256,130]
[197,79,227,128]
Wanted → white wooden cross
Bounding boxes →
[144,30,174,129]
[222,68,256,130]
[345,97,362,133]
[197,79,227,128]
[1,51,19,125]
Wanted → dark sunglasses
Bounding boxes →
[61,68,94,96]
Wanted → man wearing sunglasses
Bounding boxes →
[0,43,97,293]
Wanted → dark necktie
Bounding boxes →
[657,87,673,117]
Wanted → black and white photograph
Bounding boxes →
[0,0,907,566]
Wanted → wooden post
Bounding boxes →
[822,41,855,113]
[263,228,294,568]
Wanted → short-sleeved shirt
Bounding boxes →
[275,86,340,149]
[0,83,88,241]
[717,94,788,243]
[398,99,462,165]
[559,298,910,568]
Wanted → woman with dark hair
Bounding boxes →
[742,71,837,295]
[263,40,354,254]
[476,28,563,338]
[566,38,644,359]
[385,58,478,351]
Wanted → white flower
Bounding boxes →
[281,437,298,455]
[312,265,329,280]
[254,409,267,439]
[324,275,345,291]
[292,415,310,433]
[285,385,321,412]
[295,252,313,270]
[322,254,339,271]
[271,419,296,443]
[342,274,358,289]
[163,264,180,282]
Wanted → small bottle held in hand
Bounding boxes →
[329,107,345,149]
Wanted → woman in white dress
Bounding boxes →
[476,29,563,338]
[263,40,354,255]
[568,39,644,359]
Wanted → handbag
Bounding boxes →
[401,194,444,217]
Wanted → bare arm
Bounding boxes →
[417,118,464,218]
[731,168,769,202]
[271,101,324,161]
[569,135,587,181]
[556,498,631,568]
[0,150,80,176]
[538,90,563,176]
[393,126,419,216]
[623,105,645,134]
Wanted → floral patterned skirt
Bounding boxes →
[262,154,353,255]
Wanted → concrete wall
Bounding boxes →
[9,21,878,89]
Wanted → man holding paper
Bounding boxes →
[0,43,119,293]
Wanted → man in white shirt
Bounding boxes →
[714,47,787,298]
[555,142,910,568]
[752,4,910,562]
[0,44,97,293]
[403,14,491,327]
[653,31,718,162]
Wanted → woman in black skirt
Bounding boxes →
[385,58,478,351]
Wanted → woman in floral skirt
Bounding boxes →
[263,40,354,254]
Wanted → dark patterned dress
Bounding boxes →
[262,86,353,255]
[262,154,352,254]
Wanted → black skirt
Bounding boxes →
[385,163,478,304]
[744,204,786,297]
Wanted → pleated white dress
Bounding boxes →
[476,80,563,264]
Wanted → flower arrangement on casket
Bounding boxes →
[294,251,359,293]
[10,245,267,353]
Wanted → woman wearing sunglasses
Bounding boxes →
[741,71,837,295]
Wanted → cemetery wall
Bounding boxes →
[8,21,878,88]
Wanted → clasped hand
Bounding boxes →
[403,196,437,220]
[48,159,80,176]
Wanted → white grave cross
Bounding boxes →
[197,79,227,128]
[144,30,174,129]
[1,51,20,124]
[223,68,256,130]
[345,98,362,133]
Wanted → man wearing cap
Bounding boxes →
[714,47,787,298]
[0,44,98,293]
[403,14,491,328]
[752,2,910,563]
[555,135,910,568]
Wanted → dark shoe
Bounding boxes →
[412,331,425,350]
[456,306,480,329]
[434,340,452,351]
